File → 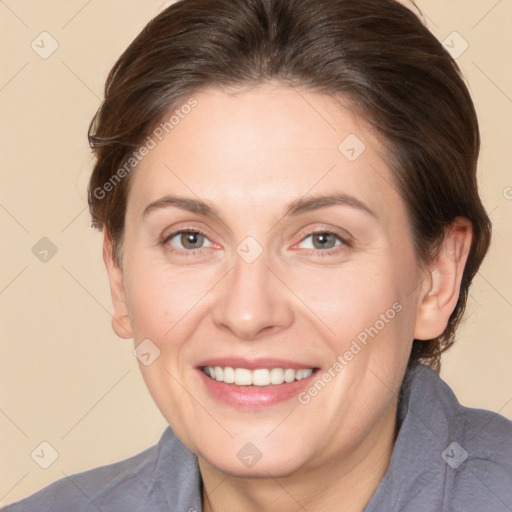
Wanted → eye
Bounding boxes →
[297,231,344,251]
[164,229,213,251]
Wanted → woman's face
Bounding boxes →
[112,84,426,477]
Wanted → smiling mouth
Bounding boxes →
[201,366,319,386]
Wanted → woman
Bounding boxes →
[4,0,511,510]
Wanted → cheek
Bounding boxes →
[280,254,417,412]
[122,260,217,442]
[282,259,408,341]
[123,257,218,342]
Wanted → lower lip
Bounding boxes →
[197,369,318,409]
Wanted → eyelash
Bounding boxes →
[161,228,212,257]
[161,228,349,257]
[296,229,349,256]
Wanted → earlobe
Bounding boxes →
[102,230,133,339]
[413,218,472,340]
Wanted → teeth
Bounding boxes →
[270,368,284,385]
[223,366,235,383]
[284,368,296,383]
[202,366,314,386]
[234,368,252,385]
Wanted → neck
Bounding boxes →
[200,400,398,512]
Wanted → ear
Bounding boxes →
[414,217,473,340]
[103,229,133,339]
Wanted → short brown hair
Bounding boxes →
[88,0,491,372]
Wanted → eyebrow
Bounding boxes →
[143,195,216,218]
[284,193,377,219]
[142,192,377,221]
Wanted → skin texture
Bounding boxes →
[103,84,472,511]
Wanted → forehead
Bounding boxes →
[127,85,405,225]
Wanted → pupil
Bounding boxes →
[313,233,335,249]
[182,232,203,249]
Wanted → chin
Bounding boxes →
[199,446,311,479]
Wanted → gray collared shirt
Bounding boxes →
[3,364,512,511]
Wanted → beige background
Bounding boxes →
[1,0,511,506]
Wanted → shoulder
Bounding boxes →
[457,401,512,460]
[450,402,512,510]
[423,365,512,473]
[2,439,160,512]
[407,365,512,510]
[404,365,512,453]
[2,427,202,512]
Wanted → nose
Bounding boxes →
[211,252,294,341]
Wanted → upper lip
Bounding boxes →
[196,357,319,370]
